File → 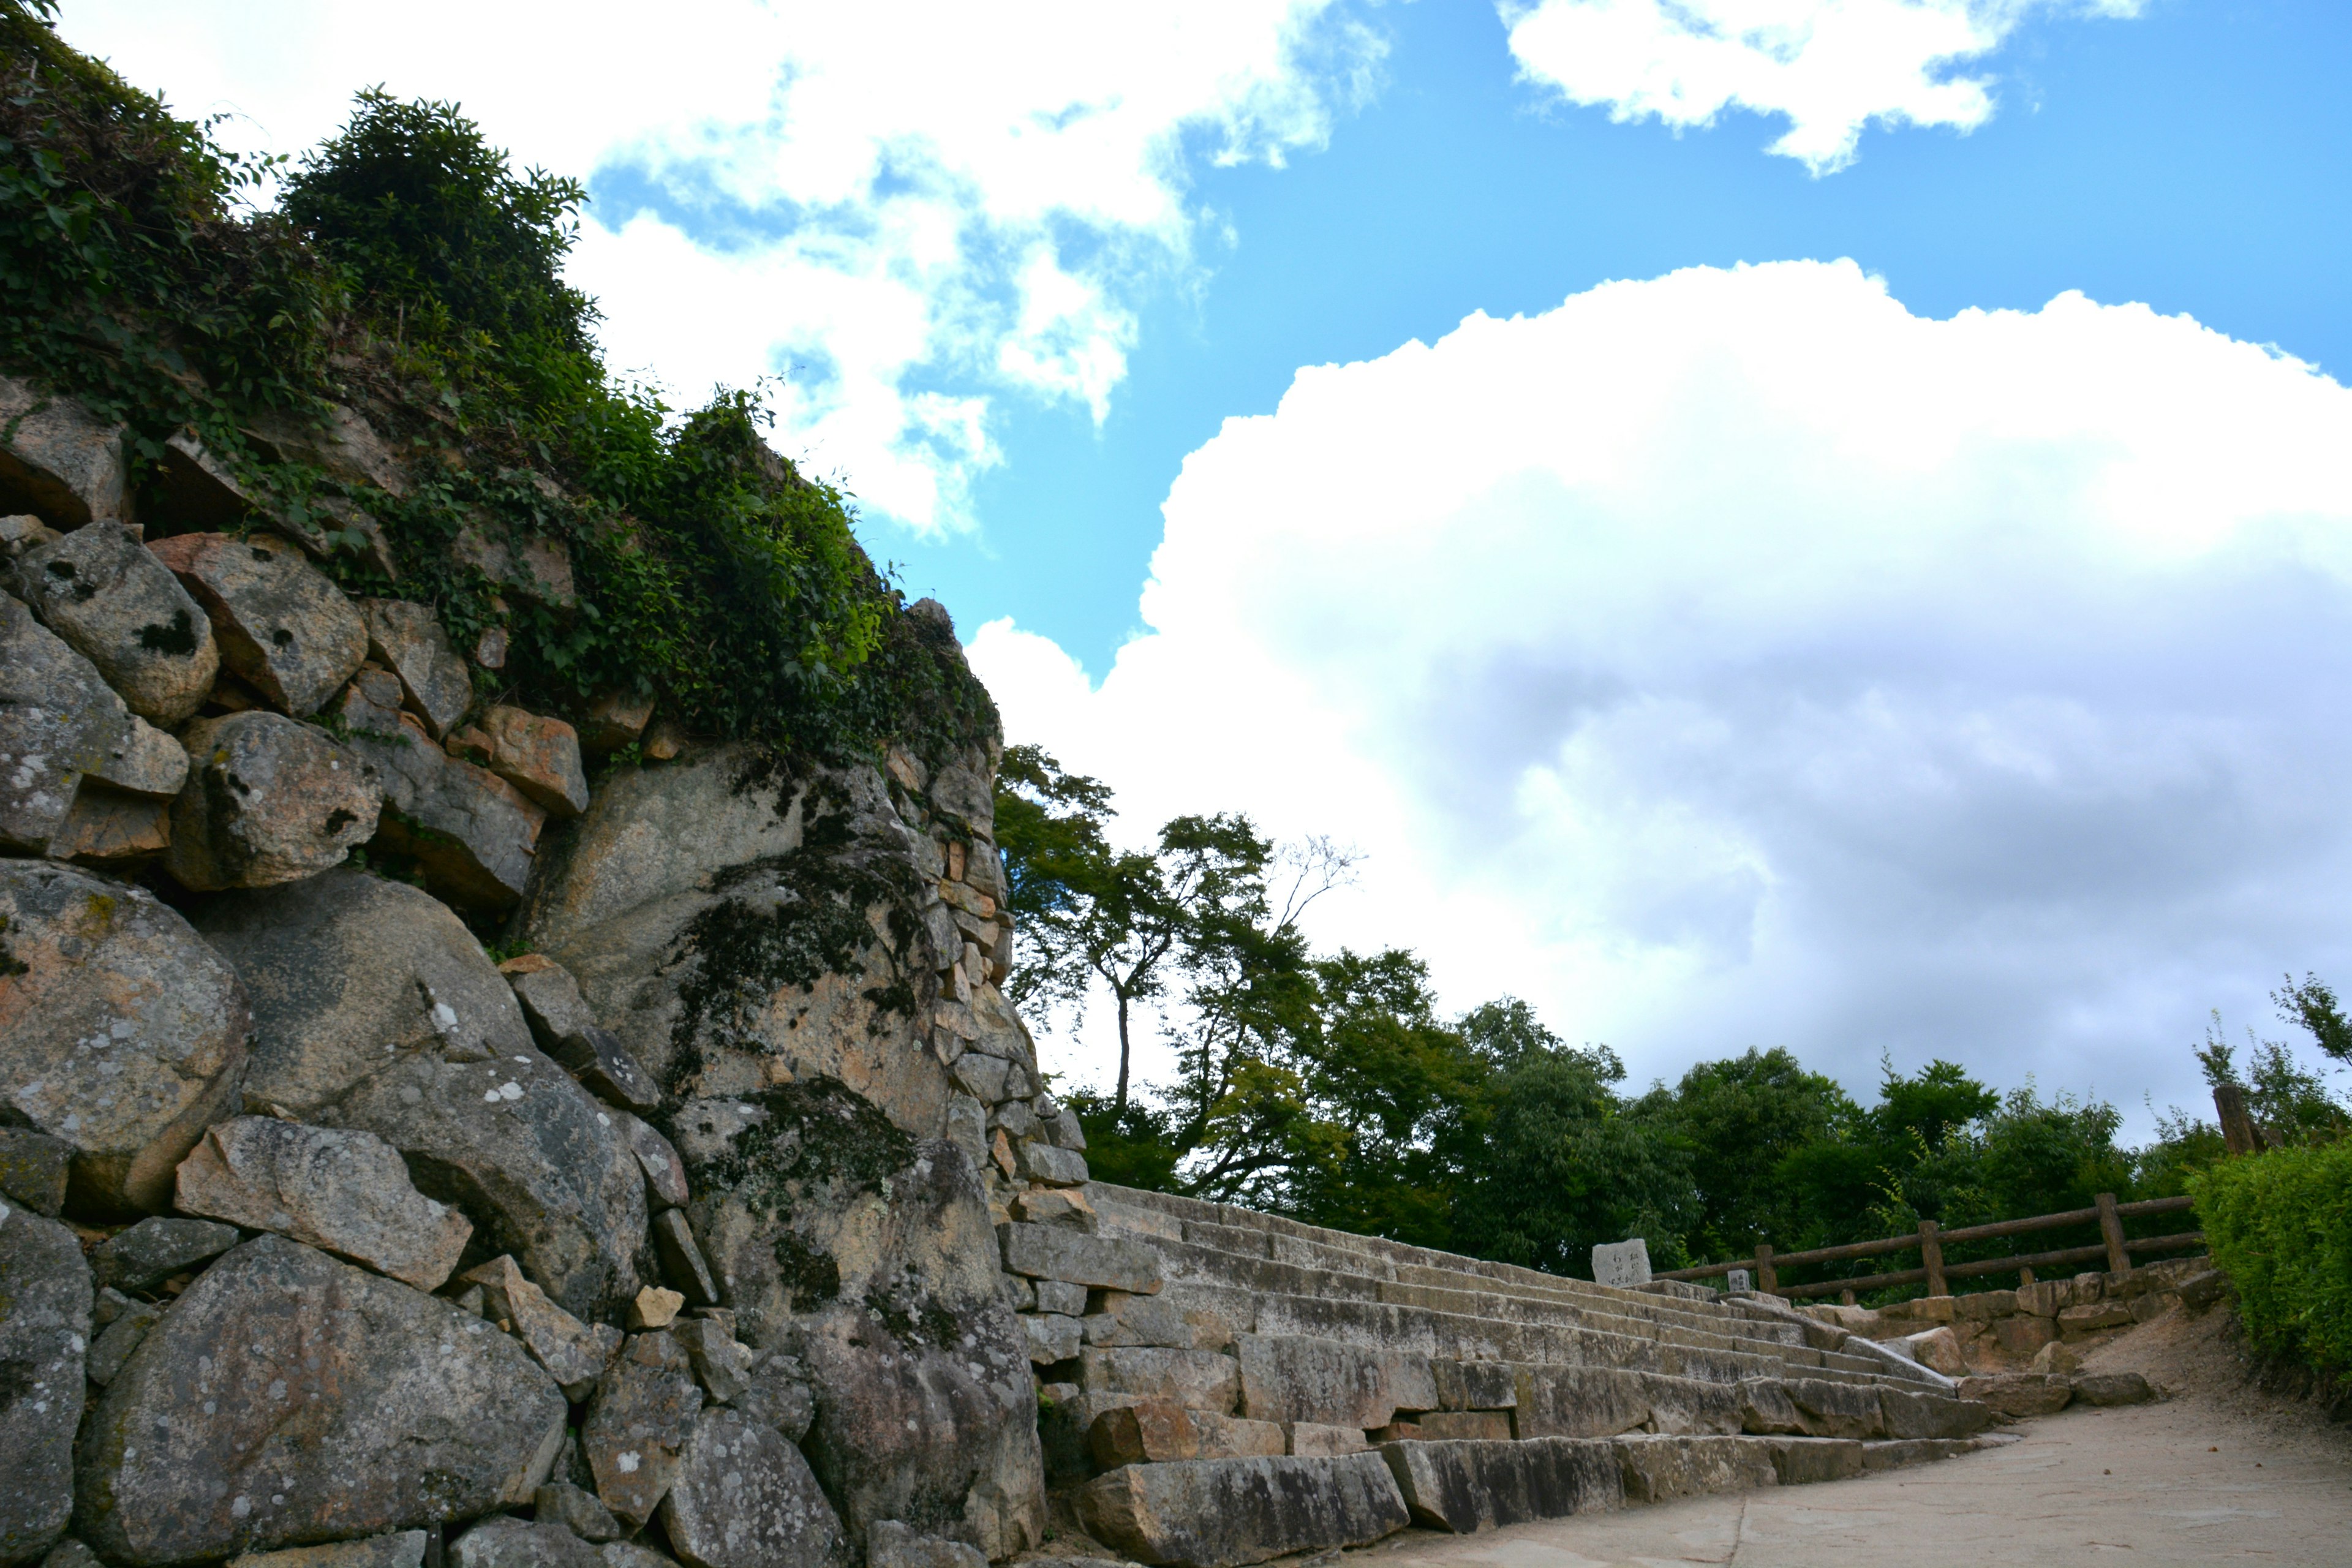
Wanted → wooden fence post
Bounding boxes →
[1919,1219,1947,1297]
[1756,1243,1776,1297]
[2214,1084,2260,1155]
[2095,1191,2130,1275]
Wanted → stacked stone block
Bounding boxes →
[998,1183,2012,1568]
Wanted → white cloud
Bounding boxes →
[55,0,1377,531]
[970,260,2352,1127]
[1501,0,2143,173]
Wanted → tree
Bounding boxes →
[1452,1019,1694,1278]
[993,747,1190,1114]
[1636,1047,1858,1261]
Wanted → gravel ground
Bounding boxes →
[1355,1303,2352,1567]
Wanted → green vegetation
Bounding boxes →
[2195,1140,2352,1379]
[999,743,2348,1292]
[0,3,989,766]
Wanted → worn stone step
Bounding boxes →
[1075,1451,1409,1568]
[1150,1272,1905,1400]
[1142,1238,1868,1385]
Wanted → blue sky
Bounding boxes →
[62,0,2352,1126]
[905,0,2352,672]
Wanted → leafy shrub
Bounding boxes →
[0,4,993,766]
[2195,1140,2352,1378]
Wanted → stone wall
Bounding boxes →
[0,380,1075,1568]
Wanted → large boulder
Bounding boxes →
[76,1235,567,1566]
[658,1406,848,1568]
[14,522,218,725]
[0,1207,91,1564]
[243,404,409,499]
[665,1085,1043,1555]
[175,1115,473,1291]
[359,600,472,739]
[165,712,382,890]
[336,674,545,911]
[195,870,647,1320]
[148,533,368,716]
[1,595,189,856]
[521,748,942,1119]
[0,861,247,1216]
[0,379,128,529]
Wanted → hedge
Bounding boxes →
[2193,1138,2352,1378]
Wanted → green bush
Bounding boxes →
[2194,1140,2352,1378]
[0,3,992,767]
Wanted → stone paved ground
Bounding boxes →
[1355,1305,2352,1567]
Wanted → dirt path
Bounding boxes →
[1358,1306,2352,1567]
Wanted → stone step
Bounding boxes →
[1135,1235,1892,1387]
[1091,1184,1814,1348]
[1145,1276,1927,1406]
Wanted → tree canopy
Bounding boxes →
[997,745,2350,1297]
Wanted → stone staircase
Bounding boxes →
[1006,1183,2009,1568]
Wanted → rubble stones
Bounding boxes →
[654,1209,720,1305]
[175,1115,473,1291]
[371,753,546,912]
[2058,1301,2134,1337]
[0,861,249,1215]
[0,1207,90,1565]
[1,595,187,854]
[999,1223,1163,1294]
[45,782,171,864]
[196,869,649,1321]
[228,1530,429,1568]
[148,533,368,715]
[0,1129,72,1215]
[167,712,381,889]
[1954,1373,2073,1418]
[552,1028,663,1114]
[1087,1403,1286,1468]
[584,1331,704,1527]
[479,705,589,816]
[1076,1453,1409,1568]
[361,600,473,737]
[2070,1371,2157,1407]
[534,1484,622,1544]
[865,1521,984,1568]
[1885,1325,1967,1376]
[736,1355,816,1445]
[15,523,217,724]
[1378,1437,1623,1534]
[464,1254,622,1400]
[0,380,127,529]
[447,1518,599,1568]
[88,1216,238,1291]
[502,956,598,1046]
[84,1298,162,1386]
[243,404,408,498]
[76,1235,567,1566]
[578,689,654,755]
[674,1317,755,1405]
[630,1286,685,1331]
[658,1407,849,1568]
[616,1112,689,1210]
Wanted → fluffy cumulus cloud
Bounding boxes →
[56,0,1377,531]
[1502,0,2143,172]
[971,260,2352,1123]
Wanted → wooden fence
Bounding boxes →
[1653,1193,2203,1301]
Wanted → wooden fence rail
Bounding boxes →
[1654,1193,2201,1300]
